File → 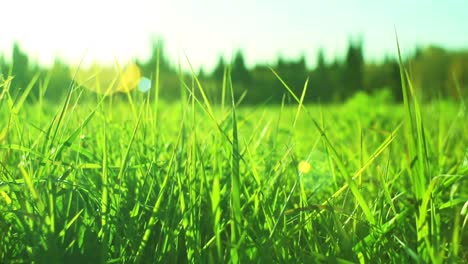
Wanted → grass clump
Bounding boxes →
[0,55,467,263]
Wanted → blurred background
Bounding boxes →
[0,0,467,103]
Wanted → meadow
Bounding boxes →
[0,61,467,264]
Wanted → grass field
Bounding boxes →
[0,63,467,263]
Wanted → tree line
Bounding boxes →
[1,40,467,104]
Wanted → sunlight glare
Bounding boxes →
[72,62,141,94]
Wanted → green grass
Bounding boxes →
[0,62,467,263]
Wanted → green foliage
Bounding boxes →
[43,59,72,101]
[409,46,468,101]
[231,50,251,86]
[3,39,468,105]
[0,54,8,78]
[212,55,226,83]
[343,37,365,98]
[137,40,181,100]
[10,43,35,98]
[310,48,334,102]
[274,55,308,103]
[364,57,402,101]
[0,63,466,263]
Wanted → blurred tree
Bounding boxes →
[250,65,282,103]
[277,55,286,69]
[212,55,226,82]
[206,55,228,103]
[326,58,344,102]
[1,37,466,104]
[311,48,333,102]
[273,55,308,103]
[343,38,364,99]
[409,46,450,100]
[198,67,206,80]
[139,39,180,100]
[45,58,71,101]
[231,50,251,85]
[316,49,326,70]
[140,39,171,74]
[364,56,402,102]
[230,50,252,101]
[289,54,308,99]
[11,42,32,93]
[447,52,468,99]
[386,57,402,101]
[0,53,8,78]
[413,46,424,60]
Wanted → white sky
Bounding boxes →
[1,0,468,71]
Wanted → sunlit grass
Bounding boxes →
[0,57,467,263]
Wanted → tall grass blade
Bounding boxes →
[229,73,242,264]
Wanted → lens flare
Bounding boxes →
[298,160,311,174]
[71,62,141,95]
[138,77,151,93]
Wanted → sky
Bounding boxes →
[1,0,468,71]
